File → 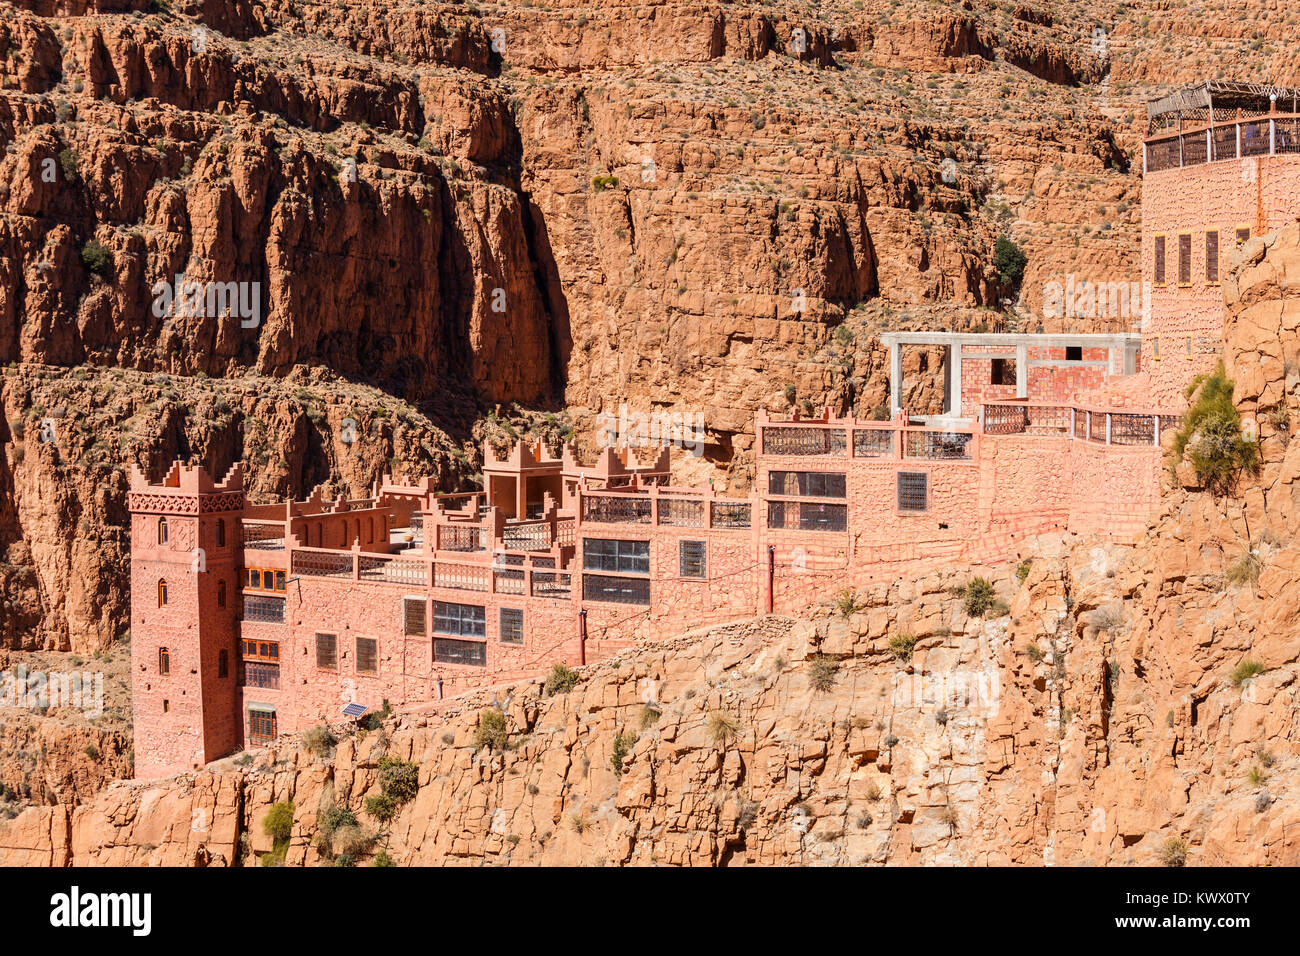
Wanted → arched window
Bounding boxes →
[216,519,226,547]
[158,517,168,545]
[158,579,168,607]
[217,580,226,607]
[158,647,170,675]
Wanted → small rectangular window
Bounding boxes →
[1206,230,1219,283]
[433,602,486,637]
[1236,227,1251,245]
[582,574,651,605]
[1178,233,1192,285]
[158,647,170,675]
[356,637,377,674]
[316,632,337,669]
[1153,336,1161,360]
[679,541,707,579]
[500,608,524,645]
[990,357,1015,385]
[403,597,426,636]
[218,649,229,678]
[582,538,650,575]
[1153,235,1166,285]
[897,472,928,512]
[434,638,486,667]
[766,472,847,498]
[1066,346,1082,361]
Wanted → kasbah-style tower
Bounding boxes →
[128,461,245,779]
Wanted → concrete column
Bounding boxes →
[890,343,903,417]
[948,343,962,416]
[1015,344,1028,400]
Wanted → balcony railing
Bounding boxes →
[1146,113,1300,172]
[980,402,1181,447]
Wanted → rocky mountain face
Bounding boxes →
[2,514,1296,866]
[5,201,1300,866]
[5,0,1293,653]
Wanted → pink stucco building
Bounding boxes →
[127,81,1300,780]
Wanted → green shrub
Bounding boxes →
[807,654,839,691]
[58,147,80,182]
[543,662,580,697]
[262,801,294,844]
[888,633,918,661]
[963,577,996,617]
[834,589,862,618]
[1024,643,1044,663]
[473,707,508,750]
[372,850,395,867]
[1173,361,1260,496]
[1230,658,1265,686]
[993,235,1026,287]
[363,793,397,823]
[318,805,357,837]
[987,598,1011,618]
[1015,559,1032,583]
[591,174,619,192]
[638,705,661,729]
[609,731,637,775]
[80,239,112,277]
[376,756,419,803]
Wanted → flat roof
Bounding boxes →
[879,331,1140,348]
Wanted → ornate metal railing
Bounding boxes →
[982,404,1029,434]
[905,430,973,460]
[582,495,652,524]
[359,556,426,586]
[710,501,752,529]
[658,497,705,527]
[243,523,285,550]
[531,571,572,599]
[503,521,551,551]
[852,428,894,457]
[437,523,484,552]
[762,426,847,456]
[493,568,526,595]
[433,562,491,592]
[1109,413,1156,446]
[292,550,352,578]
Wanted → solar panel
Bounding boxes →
[342,702,368,718]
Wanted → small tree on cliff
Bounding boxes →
[993,235,1027,291]
[1173,361,1260,496]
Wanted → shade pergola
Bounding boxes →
[1147,81,1300,135]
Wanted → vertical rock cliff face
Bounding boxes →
[0,0,1293,663]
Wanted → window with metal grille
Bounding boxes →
[766,471,847,498]
[316,632,337,669]
[434,638,487,667]
[582,538,650,574]
[244,662,280,689]
[500,608,524,644]
[244,595,285,624]
[1236,227,1251,245]
[433,601,486,637]
[403,597,426,636]
[1178,233,1192,285]
[1206,230,1219,282]
[249,709,277,744]
[897,472,928,512]
[679,541,707,578]
[1153,235,1166,285]
[356,637,377,674]
[582,573,651,605]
